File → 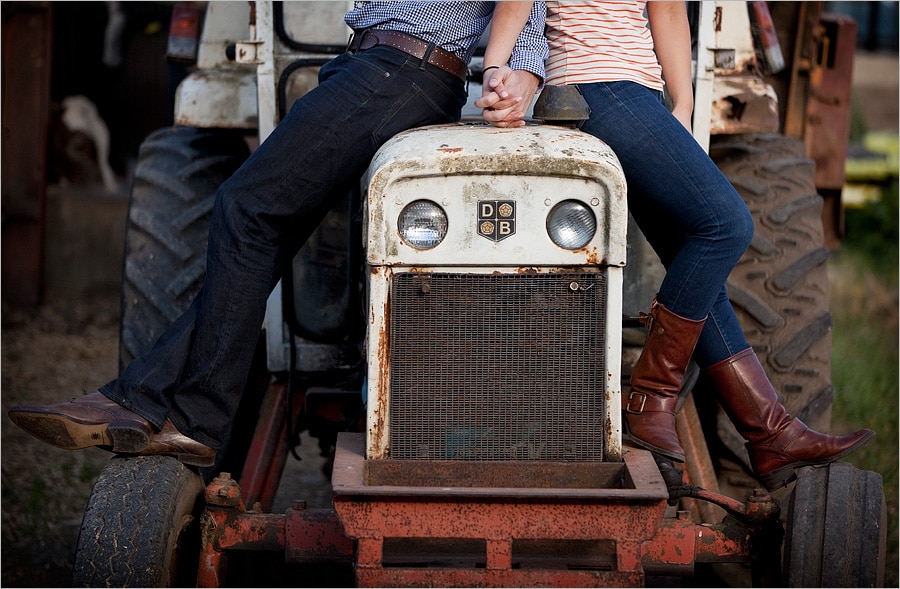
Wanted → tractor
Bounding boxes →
[71,2,886,587]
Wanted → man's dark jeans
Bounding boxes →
[101,46,467,447]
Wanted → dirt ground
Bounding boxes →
[1,293,123,587]
[1,51,897,588]
[0,292,331,587]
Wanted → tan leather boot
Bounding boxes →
[9,391,217,467]
[706,347,875,491]
[624,298,707,462]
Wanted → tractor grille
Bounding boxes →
[389,272,607,461]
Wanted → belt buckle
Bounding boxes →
[359,31,379,51]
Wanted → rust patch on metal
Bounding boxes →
[365,267,391,457]
[575,246,602,265]
[372,303,389,452]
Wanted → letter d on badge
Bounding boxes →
[477,200,516,242]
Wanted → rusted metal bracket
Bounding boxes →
[197,472,354,588]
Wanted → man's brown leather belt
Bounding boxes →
[348,29,468,82]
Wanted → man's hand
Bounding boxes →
[475,66,540,128]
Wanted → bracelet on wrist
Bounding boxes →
[482,65,501,73]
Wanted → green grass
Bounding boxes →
[828,179,899,587]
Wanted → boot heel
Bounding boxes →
[758,464,797,491]
[108,421,153,453]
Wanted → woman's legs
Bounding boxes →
[577,82,754,367]
[576,82,872,481]
[575,81,754,459]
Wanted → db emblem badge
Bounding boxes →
[477,200,516,242]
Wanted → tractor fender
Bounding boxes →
[174,69,259,130]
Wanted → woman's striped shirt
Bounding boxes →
[545,1,663,91]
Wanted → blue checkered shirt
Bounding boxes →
[345,1,547,80]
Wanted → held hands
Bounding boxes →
[476,65,540,128]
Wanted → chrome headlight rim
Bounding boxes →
[398,200,449,250]
[546,200,597,250]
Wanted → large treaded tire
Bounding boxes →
[119,126,249,371]
[72,456,205,587]
[783,462,886,587]
[708,133,834,467]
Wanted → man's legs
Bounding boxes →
[12,47,467,453]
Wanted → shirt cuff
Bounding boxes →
[508,53,546,91]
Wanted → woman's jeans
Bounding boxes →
[576,81,755,369]
[100,47,467,447]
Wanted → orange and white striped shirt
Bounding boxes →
[544,1,663,91]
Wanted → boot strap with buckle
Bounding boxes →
[623,391,676,415]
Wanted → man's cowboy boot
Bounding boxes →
[705,347,875,491]
[624,297,707,462]
[8,391,216,467]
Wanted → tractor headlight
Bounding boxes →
[546,200,596,250]
[398,200,448,250]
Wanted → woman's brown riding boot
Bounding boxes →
[705,347,875,491]
[624,297,707,462]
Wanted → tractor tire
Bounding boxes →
[783,462,886,587]
[118,126,250,371]
[72,456,205,587]
[708,133,834,470]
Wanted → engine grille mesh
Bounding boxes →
[389,272,607,461]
